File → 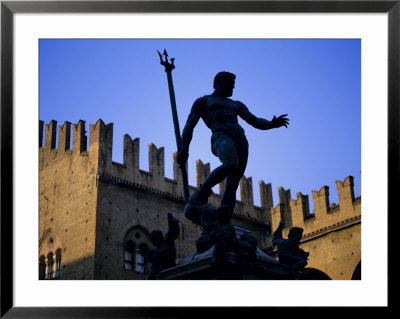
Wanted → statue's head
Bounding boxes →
[288,227,304,244]
[213,71,236,97]
[150,230,164,247]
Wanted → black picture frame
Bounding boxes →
[1,1,396,317]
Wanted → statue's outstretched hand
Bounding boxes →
[271,114,289,129]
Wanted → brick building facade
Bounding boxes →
[39,119,361,280]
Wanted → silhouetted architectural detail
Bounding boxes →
[147,213,180,279]
[177,71,289,226]
[272,221,309,277]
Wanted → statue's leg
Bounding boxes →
[220,141,248,210]
[190,135,238,205]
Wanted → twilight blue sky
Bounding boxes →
[39,39,361,210]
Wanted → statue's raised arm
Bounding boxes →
[237,101,289,130]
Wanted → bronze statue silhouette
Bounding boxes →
[194,204,258,264]
[272,221,309,278]
[177,71,289,224]
[147,213,180,279]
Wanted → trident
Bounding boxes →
[157,49,190,203]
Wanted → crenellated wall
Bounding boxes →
[265,176,361,280]
[39,119,361,280]
[39,119,274,230]
[39,119,361,242]
[269,176,361,240]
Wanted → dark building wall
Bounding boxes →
[93,177,201,279]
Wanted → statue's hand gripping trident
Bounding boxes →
[158,49,190,203]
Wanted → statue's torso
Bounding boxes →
[200,95,245,140]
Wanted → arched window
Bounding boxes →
[39,255,46,280]
[54,249,62,278]
[123,226,152,274]
[39,229,64,280]
[46,252,54,279]
[40,250,62,280]
[124,241,135,271]
[135,243,148,273]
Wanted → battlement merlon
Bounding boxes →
[336,176,355,209]
[73,120,87,154]
[278,186,291,206]
[196,160,210,188]
[271,203,285,233]
[278,186,292,227]
[240,176,254,206]
[312,185,330,217]
[44,120,57,150]
[172,152,180,182]
[89,120,113,172]
[259,181,273,209]
[58,121,71,152]
[148,143,164,180]
[289,192,310,228]
[123,134,139,171]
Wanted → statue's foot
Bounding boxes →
[189,188,213,206]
